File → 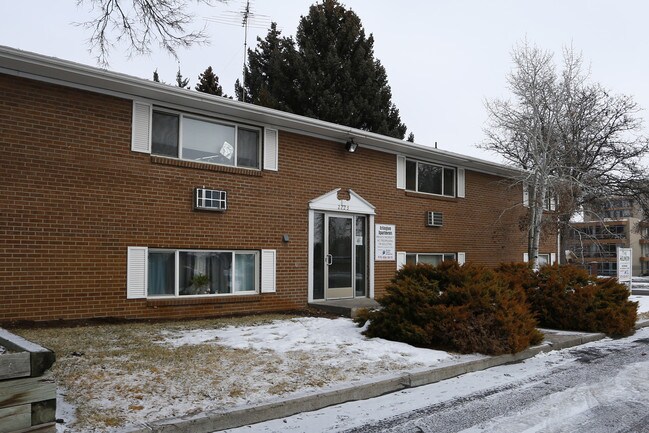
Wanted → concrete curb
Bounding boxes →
[119,324,649,433]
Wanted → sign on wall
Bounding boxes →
[375,224,396,261]
[617,247,632,283]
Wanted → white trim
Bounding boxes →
[131,101,151,153]
[396,252,406,270]
[396,155,406,189]
[457,252,466,265]
[126,247,148,299]
[263,128,279,171]
[307,210,315,302]
[261,249,276,293]
[523,184,530,207]
[523,253,529,263]
[368,214,375,299]
[309,188,376,215]
[457,168,466,198]
[550,252,557,265]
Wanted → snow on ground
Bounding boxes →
[163,317,452,366]
[224,327,649,433]
[630,295,649,314]
[48,286,649,432]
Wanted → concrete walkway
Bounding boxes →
[120,320,649,433]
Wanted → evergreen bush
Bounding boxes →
[360,263,542,355]
[511,264,638,337]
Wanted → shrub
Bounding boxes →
[361,263,542,355]
[498,263,638,337]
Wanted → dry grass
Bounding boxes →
[11,314,423,432]
[11,315,296,432]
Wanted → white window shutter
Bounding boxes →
[127,247,148,299]
[131,101,151,153]
[263,128,279,171]
[457,168,466,198]
[261,249,276,293]
[523,184,530,207]
[396,156,406,189]
[550,252,557,265]
[550,196,557,211]
[523,253,529,263]
[396,251,406,270]
[457,252,466,265]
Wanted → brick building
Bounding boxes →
[0,46,557,322]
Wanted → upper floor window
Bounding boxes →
[405,159,455,197]
[151,110,260,169]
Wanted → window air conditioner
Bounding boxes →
[426,211,443,227]
[195,187,227,211]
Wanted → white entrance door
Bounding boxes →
[325,214,354,299]
[308,188,375,301]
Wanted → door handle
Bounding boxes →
[326,254,333,266]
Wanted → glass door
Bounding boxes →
[325,215,354,299]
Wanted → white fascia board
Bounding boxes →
[0,45,523,179]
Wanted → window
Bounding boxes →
[406,159,455,197]
[147,249,258,297]
[537,254,550,267]
[406,253,456,266]
[151,109,261,169]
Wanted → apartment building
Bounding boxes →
[0,46,558,322]
[567,199,642,276]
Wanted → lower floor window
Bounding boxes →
[148,249,258,297]
[537,254,550,267]
[406,253,456,266]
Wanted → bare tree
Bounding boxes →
[77,0,223,66]
[483,41,648,268]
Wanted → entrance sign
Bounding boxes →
[375,224,395,261]
[617,247,632,283]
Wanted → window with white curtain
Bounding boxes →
[147,249,259,297]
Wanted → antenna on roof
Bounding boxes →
[204,1,272,91]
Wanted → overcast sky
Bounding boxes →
[2,1,648,163]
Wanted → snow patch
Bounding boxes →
[163,317,451,366]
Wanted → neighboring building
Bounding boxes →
[639,222,649,275]
[0,46,558,322]
[567,199,642,276]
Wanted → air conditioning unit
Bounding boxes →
[195,187,227,211]
[426,211,443,227]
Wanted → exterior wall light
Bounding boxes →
[345,139,358,153]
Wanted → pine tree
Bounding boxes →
[241,1,406,139]
[195,66,224,96]
[237,22,298,111]
[407,132,415,142]
[176,68,190,89]
[153,69,161,83]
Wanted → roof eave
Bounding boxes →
[0,45,522,178]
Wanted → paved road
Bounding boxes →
[347,334,649,433]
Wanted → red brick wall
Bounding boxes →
[0,75,557,321]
